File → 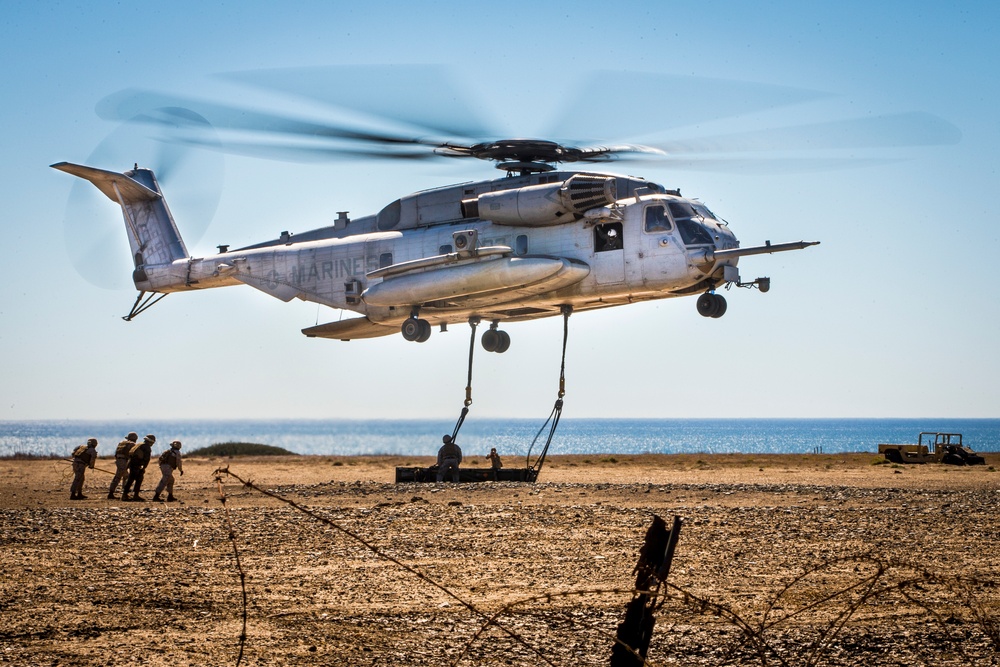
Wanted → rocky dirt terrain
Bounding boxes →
[1,453,998,666]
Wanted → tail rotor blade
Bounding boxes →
[61,112,223,290]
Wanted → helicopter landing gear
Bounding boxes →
[697,292,727,318]
[481,322,511,353]
[401,316,432,342]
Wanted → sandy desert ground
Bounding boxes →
[1,452,999,666]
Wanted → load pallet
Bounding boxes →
[878,432,986,465]
[395,466,538,483]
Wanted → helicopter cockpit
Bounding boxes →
[643,198,721,246]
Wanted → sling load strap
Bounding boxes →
[527,305,572,474]
[450,317,480,442]
[464,317,479,407]
[526,399,563,476]
[557,304,570,399]
[451,407,469,444]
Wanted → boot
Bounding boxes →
[132,494,145,502]
[107,493,117,500]
[77,494,88,500]
[166,495,177,502]
[121,492,131,501]
[153,494,162,502]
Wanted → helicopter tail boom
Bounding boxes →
[52,162,189,285]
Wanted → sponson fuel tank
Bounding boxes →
[362,255,589,306]
[462,174,617,226]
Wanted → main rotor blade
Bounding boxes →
[543,72,832,141]
[606,155,901,173]
[96,89,446,148]
[220,65,497,140]
[175,136,445,163]
[645,112,961,154]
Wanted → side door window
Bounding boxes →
[594,222,623,252]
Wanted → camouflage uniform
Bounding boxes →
[486,447,503,480]
[436,435,462,482]
[122,435,154,501]
[108,432,138,499]
[153,441,183,502]
[70,438,98,499]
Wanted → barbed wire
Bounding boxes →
[214,471,248,666]
[210,467,1000,666]
[214,466,562,667]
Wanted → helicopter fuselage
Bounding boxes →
[54,162,815,342]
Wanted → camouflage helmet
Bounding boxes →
[87,438,98,446]
[170,440,182,450]
[126,432,138,442]
[145,434,156,444]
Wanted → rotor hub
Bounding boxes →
[495,161,555,174]
[437,138,602,175]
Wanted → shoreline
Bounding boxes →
[2,452,997,510]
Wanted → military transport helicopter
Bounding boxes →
[53,69,956,352]
[53,137,815,347]
[51,69,961,479]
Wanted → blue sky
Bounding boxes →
[2,1,998,420]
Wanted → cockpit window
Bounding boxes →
[669,201,714,246]
[692,203,717,220]
[644,205,673,232]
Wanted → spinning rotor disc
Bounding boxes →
[92,67,960,178]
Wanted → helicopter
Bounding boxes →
[54,67,959,351]
[53,134,817,348]
[51,69,960,478]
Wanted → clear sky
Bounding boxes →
[2,1,998,420]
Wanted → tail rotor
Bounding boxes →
[60,110,223,290]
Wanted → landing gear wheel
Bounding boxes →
[481,329,499,352]
[401,317,431,342]
[697,293,717,317]
[495,330,511,353]
[697,293,727,318]
[710,294,727,318]
[416,319,432,343]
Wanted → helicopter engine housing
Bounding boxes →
[465,174,617,226]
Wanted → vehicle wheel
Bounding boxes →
[481,329,499,352]
[942,453,965,466]
[697,293,718,317]
[401,318,422,341]
[416,319,432,343]
[495,330,511,353]
[710,294,727,318]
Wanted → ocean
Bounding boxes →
[1,418,998,459]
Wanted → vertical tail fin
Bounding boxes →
[52,163,188,275]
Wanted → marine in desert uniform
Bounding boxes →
[108,432,138,499]
[121,434,154,501]
[153,440,183,502]
[486,447,503,480]
[436,434,463,482]
[70,438,98,500]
